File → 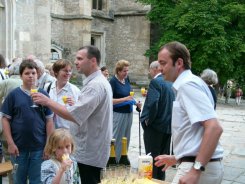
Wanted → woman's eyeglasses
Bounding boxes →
[61,70,72,74]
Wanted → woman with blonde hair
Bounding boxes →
[109,60,141,162]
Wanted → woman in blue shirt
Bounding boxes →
[110,60,140,162]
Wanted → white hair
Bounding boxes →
[150,61,160,69]
[201,68,218,85]
[8,58,22,75]
[34,59,45,73]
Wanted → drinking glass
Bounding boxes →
[62,96,68,105]
[4,69,9,76]
[30,88,38,108]
[130,89,134,97]
[141,87,146,96]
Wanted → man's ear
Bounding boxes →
[176,58,184,69]
[90,57,97,65]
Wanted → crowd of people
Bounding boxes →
[0,41,242,184]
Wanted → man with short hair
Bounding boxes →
[32,46,113,184]
[34,59,55,89]
[140,61,175,180]
[155,41,224,184]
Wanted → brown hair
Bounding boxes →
[78,45,101,65]
[44,128,75,157]
[19,59,38,75]
[159,41,191,69]
[0,54,6,68]
[114,60,130,75]
[52,59,72,77]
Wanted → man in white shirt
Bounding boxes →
[155,41,224,184]
[32,46,113,184]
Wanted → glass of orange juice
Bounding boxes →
[141,87,146,96]
[30,88,38,107]
[4,69,9,75]
[62,96,68,104]
[130,90,134,97]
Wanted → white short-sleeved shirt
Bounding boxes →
[67,70,113,168]
[172,70,223,160]
[0,69,7,81]
[46,82,80,129]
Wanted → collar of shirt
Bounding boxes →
[83,70,102,86]
[20,85,34,95]
[51,81,70,93]
[154,73,162,79]
[172,69,193,93]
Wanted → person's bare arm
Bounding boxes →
[45,118,54,137]
[32,92,77,123]
[196,118,223,164]
[179,118,223,184]
[113,96,133,105]
[2,117,19,156]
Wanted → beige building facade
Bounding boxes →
[0,0,150,83]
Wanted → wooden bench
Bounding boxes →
[0,162,13,184]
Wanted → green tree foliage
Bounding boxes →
[138,0,245,86]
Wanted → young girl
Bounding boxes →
[41,128,78,184]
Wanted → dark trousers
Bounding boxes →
[78,163,102,184]
[143,126,171,180]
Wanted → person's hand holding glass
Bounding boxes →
[62,96,74,106]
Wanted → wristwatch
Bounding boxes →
[193,161,205,171]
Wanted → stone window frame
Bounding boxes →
[50,44,63,62]
[91,32,105,67]
[92,0,103,10]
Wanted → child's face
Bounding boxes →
[55,141,72,161]
[20,67,37,88]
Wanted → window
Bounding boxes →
[51,49,59,60]
[91,37,95,46]
[92,0,103,10]
[91,33,105,66]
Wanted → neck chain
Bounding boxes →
[115,75,125,84]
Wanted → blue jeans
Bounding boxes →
[11,150,43,184]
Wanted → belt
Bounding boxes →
[179,156,222,163]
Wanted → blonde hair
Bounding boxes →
[44,128,75,157]
[114,60,130,75]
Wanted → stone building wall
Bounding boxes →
[107,15,150,82]
[15,0,51,62]
[104,0,151,83]
[115,0,150,12]
[1,0,151,83]
[51,0,93,61]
